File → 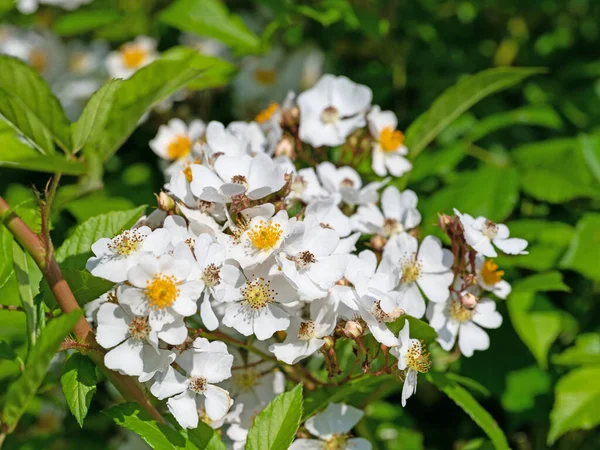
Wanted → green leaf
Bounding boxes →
[0,56,72,154]
[0,223,15,293]
[41,268,114,308]
[560,213,600,281]
[579,134,600,184]
[61,353,97,427]
[552,333,600,367]
[548,366,600,444]
[55,206,147,269]
[53,9,121,36]
[159,0,261,54]
[82,48,232,160]
[104,402,217,449]
[501,365,551,413]
[465,105,563,142]
[0,132,86,174]
[185,423,227,450]
[422,165,519,235]
[0,340,17,361]
[428,372,510,450]
[507,291,562,369]
[512,271,570,293]
[407,143,467,183]
[72,79,123,154]
[388,316,438,345]
[246,384,303,450]
[1,310,81,432]
[405,67,543,158]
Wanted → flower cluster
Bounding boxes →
[85,72,528,446]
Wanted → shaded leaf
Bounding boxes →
[61,353,97,427]
[501,365,551,413]
[53,9,121,36]
[552,333,600,367]
[41,268,114,308]
[560,213,600,281]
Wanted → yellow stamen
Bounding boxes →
[254,68,277,85]
[167,135,192,160]
[481,259,504,285]
[241,277,275,310]
[29,49,47,72]
[401,255,422,283]
[108,230,145,256]
[121,43,147,68]
[247,220,282,250]
[255,102,279,124]
[379,126,405,152]
[325,434,349,450]
[146,274,180,310]
[448,298,475,322]
[406,340,431,373]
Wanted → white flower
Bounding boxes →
[151,338,233,428]
[383,234,454,313]
[227,209,294,268]
[16,0,92,13]
[290,403,371,450]
[389,321,431,406]
[297,74,372,147]
[269,316,334,364]
[352,186,421,239]
[227,121,268,155]
[304,198,352,237]
[150,119,205,161]
[190,153,287,203]
[86,226,170,283]
[427,295,503,357]
[455,210,529,258]
[367,106,412,177]
[96,302,175,382]
[475,255,511,299]
[106,36,157,79]
[117,252,204,338]
[277,215,347,301]
[204,121,251,159]
[221,262,297,340]
[316,162,385,206]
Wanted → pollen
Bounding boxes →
[231,175,248,186]
[401,255,422,283]
[202,264,221,287]
[255,102,279,123]
[29,49,47,72]
[241,277,275,310]
[379,127,405,152]
[108,229,145,256]
[293,251,316,270]
[146,274,180,310]
[321,106,340,124]
[406,340,431,373]
[372,300,405,323]
[167,135,192,160]
[128,316,150,340]
[189,376,207,394]
[383,218,403,237]
[482,219,499,239]
[183,159,201,182]
[481,259,504,285]
[448,298,475,322]
[234,368,260,393]
[254,68,277,85]
[121,43,147,68]
[324,434,349,450]
[248,220,283,250]
[298,320,316,340]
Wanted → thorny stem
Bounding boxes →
[0,195,165,425]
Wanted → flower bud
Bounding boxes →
[274,135,295,159]
[437,213,454,233]
[343,320,364,340]
[370,234,387,252]
[156,191,175,212]
[322,335,335,351]
[459,291,478,310]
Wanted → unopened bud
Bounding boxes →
[459,291,478,310]
[274,135,295,159]
[347,134,359,147]
[370,234,387,252]
[322,335,335,351]
[336,277,351,286]
[343,320,364,340]
[437,213,453,232]
[156,191,176,212]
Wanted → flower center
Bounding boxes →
[69,52,89,73]
[297,320,316,340]
[202,264,221,288]
[128,316,150,340]
[231,175,248,187]
[383,218,403,237]
[293,251,316,270]
[121,43,147,68]
[254,68,277,85]
[325,434,349,450]
[371,300,405,323]
[448,298,475,322]
[189,376,207,394]
[482,219,499,239]
[167,135,192,160]
[379,126,405,152]
[340,178,355,188]
[401,255,422,283]
[321,106,340,124]
[291,175,307,194]
[29,49,47,72]
[146,274,180,310]
[234,368,260,393]
[248,220,283,250]
[241,277,275,310]
[108,229,145,256]
[481,259,504,285]
[255,102,279,123]
[406,340,431,373]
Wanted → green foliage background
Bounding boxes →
[0,0,599,449]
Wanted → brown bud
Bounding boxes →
[370,234,387,252]
[156,191,176,212]
[459,291,478,310]
[343,320,364,340]
[274,135,295,159]
[322,335,335,351]
[437,213,454,233]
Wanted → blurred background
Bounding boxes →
[1,0,599,449]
